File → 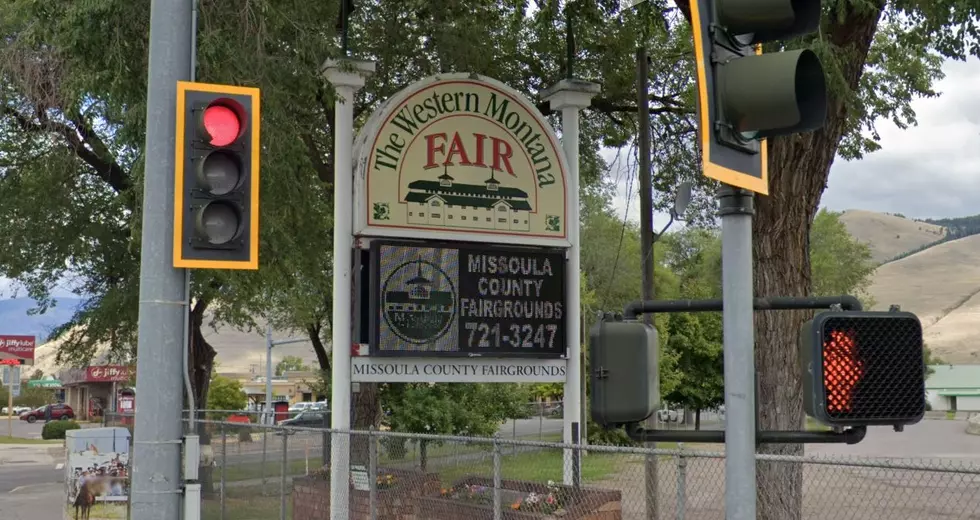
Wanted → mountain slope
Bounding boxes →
[0,297,85,341]
[868,233,980,363]
[839,209,946,264]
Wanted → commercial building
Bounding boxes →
[925,364,980,412]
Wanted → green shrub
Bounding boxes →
[586,421,637,447]
[42,420,81,440]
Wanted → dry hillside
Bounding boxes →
[839,209,946,264]
[868,233,980,363]
[30,318,323,377]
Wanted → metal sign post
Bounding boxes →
[2,361,20,438]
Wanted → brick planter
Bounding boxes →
[292,468,440,520]
[416,477,622,520]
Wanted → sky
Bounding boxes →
[612,56,980,224]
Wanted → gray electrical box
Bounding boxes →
[589,313,659,427]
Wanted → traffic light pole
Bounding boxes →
[132,0,192,518]
[717,186,757,520]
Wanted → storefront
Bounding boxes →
[59,365,133,421]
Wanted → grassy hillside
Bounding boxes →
[838,209,946,264]
[868,233,980,363]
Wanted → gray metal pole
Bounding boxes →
[718,186,756,519]
[131,0,191,518]
[636,45,660,520]
[265,325,273,425]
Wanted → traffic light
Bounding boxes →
[173,81,261,270]
[690,0,827,194]
[590,313,659,427]
[800,310,926,428]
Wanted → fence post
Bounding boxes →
[572,422,581,489]
[493,436,502,520]
[280,427,289,520]
[220,423,227,520]
[261,423,268,494]
[369,428,378,520]
[322,413,330,468]
[676,443,687,520]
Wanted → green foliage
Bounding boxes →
[14,386,54,409]
[206,375,247,419]
[663,313,723,413]
[586,421,638,447]
[275,356,310,376]
[380,383,531,438]
[809,209,877,308]
[922,343,944,379]
[42,420,80,440]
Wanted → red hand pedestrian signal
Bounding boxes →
[823,329,862,413]
[800,310,926,428]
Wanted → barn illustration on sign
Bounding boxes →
[404,165,533,231]
[382,258,457,345]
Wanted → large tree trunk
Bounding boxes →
[753,4,885,519]
[351,383,382,465]
[188,301,217,496]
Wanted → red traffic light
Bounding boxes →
[202,100,245,147]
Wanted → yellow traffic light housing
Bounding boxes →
[690,0,828,194]
[174,81,261,270]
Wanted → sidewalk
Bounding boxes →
[0,444,64,466]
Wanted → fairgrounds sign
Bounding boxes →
[353,74,570,248]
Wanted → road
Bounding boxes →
[0,444,65,520]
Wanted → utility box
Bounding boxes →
[64,427,131,520]
[589,313,659,427]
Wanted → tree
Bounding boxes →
[14,385,54,409]
[380,383,531,471]
[275,356,310,376]
[663,312,722,430]
[669,1,980,516]
[809,209,877,306]
[206,375,247,420]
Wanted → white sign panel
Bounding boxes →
[351,357,567,383]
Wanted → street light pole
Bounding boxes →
[264,324,312,424]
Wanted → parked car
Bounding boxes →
[1,406,31,415]
[277,409,329,434]
[20,403,75,423]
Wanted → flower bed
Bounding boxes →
[292,467,440,520]
[416,477,622,520]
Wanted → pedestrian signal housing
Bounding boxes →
[590,313,659,427]
[800,310,926,428]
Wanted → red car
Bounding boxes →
[20,403,75,423]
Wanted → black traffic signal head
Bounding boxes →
[800,310,926,428]
[589,313,659,427]
[174,81,261,270]
[691,0,827,194]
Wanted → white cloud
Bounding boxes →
[822,57,980,219]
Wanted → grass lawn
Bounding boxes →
[202,485,290,520]
[433,449,629,486]
[222,442,634,489]
[0,435,61,444]
[222,433,565,482]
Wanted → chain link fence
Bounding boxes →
[155,416,980,520]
